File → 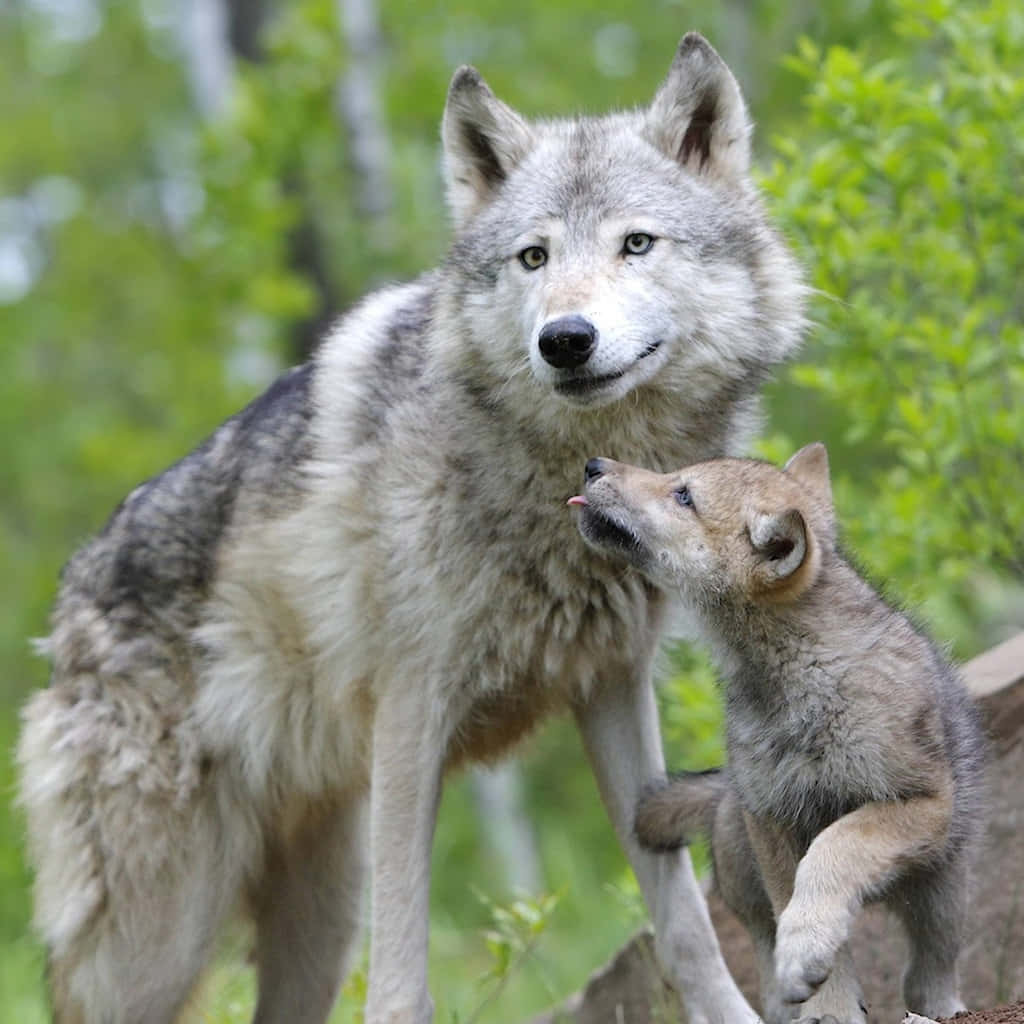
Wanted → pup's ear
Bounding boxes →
[748,508,811,593]
[645,33,750,181]
[784,441,834,521]
[441,67,534,230]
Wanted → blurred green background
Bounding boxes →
[2,0,1022,1019]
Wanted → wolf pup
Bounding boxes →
[570,444,985,1024]
[18,34,804,1024]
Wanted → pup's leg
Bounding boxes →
[574,675,760,1024]
[742,813,866,1024]
[364,681,452,1024]
[711,792,788,1024]
[251,795,368,1024]
[19,681,246,1024]
[892,860,968,1018]
[771,792,953,1011]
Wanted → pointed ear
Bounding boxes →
[783,442,833,509]
[645,33,750,181]
[441,67,534,229]
[748,508,809,588]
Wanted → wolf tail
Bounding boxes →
[634,769,726,852]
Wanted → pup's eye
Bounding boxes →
[623,233,655,256]
[674,486,694,509]
[518,246,547,270]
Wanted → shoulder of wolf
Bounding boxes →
[314,273,440,377]
[305,274,439,452]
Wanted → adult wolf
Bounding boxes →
[18,33,804,1024]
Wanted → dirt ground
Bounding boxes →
[941,1003,1024,1024]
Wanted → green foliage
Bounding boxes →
[459,890,562,1024]
[762,0,1024,650]
[1,0,1020,1020]
[658,646,725,772]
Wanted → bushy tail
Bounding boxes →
[634,769,726,852]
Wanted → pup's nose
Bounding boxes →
[584,458,606,483]
[539,315,597,369]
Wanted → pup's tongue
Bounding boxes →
[567,495,588,507]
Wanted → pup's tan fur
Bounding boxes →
[572,445,986,1024]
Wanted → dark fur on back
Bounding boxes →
[18,36,808,1024]
[48,365,315,676]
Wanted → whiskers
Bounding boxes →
[494,355,533,402]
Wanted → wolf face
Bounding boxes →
[18,33,807,1024]
[439,34,804,412]
[571,444,834,605]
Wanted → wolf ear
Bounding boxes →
[783,442,833,509]
[748,508,810,591]
[645,33,750,181]
[441,67,534,230]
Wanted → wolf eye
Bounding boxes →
[518,246,547,270]
[623,232,655,256]
[674,486,694,509]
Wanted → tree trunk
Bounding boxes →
[335,0,394,224]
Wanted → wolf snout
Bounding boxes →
[584,457,607,483]
[538,315,597,369]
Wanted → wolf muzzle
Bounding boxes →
[538,315,597,369]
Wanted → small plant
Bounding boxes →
[603,868,647,931]
[450,889,561,1024]
[338,952,368,1024]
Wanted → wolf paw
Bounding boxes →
[774,910,842,1005]
[775,928,832,1004]
[778,959,832,1006]
[796,983,868,1024]
[795,1015,866,1024]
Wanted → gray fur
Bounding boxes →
[578,450,986,1024]
[634,770,726,852]
[18,34,804,1024]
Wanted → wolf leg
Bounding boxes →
[251,795,368,1024]
[771,793,952,1011]
[740,813,865,1024]
[574,674,761,1024]
[710,792,789,1023]
[892,862,968,1018]
[792,946,866,1024]
[19,682,245,1024]
[364,681,450,1024]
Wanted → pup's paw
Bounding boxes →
[778,955,831,1006]
[795,1012,866,1024]
[774,901,848,1005]
[794,974,868,1024]
[759,978,797,1024]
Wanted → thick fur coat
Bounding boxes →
[18,34,804,1024]
[574,446,986,1024]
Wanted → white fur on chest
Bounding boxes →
[193,273,746,813]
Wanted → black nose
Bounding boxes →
[538,315,597,369]
[584,458,606,483]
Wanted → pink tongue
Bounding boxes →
[567,495,588,507]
